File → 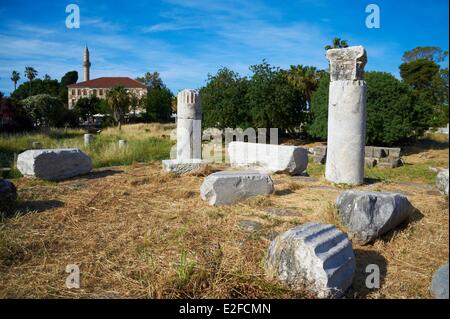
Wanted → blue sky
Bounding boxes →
[0,0,448,95]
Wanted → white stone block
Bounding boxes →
[227,142,308,175]
[266,222,355,298]
[17,148,92,181]
[200,171,274,205]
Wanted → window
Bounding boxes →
[93,89,97,96]
[77,89,81,95]
[83,90,87,96]
[99,89,103,96]
[71,89,75,95]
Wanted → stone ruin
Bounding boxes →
[162,89,209,174]
[312,145,403,168]
[325,46,367,185]
[17,148,92,181]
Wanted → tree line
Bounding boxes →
[201,43,448,145]
[0,69,174,132]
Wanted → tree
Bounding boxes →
[325,38,349,50]
[400,59,440,90]
[402,46,448,63]
[143,87,173,122]
[200,68,250,129]
[11,70,20,91]
[129,92,140,118]
[11,79,60,101]
[400,58,449,127]
[73,96,102,122]
[43,74,51,80]
[20,94,67,127]
[59,71,78,104]
[309,71,429,145]
[136,72,164,90]
[308,73,330,139]
[287,65,324,108]
[24,67,38,95]
[246,61,307,135]
[106,86,130,130]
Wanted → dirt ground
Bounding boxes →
[0,141,448,299]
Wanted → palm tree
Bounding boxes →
[106,86,130,130]
[287,65,324,108]
[24,66,38,95]
[325,37,349,50]
[11,70,20,91]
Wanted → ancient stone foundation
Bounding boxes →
[17,148,92,181]
[325,46,367,185]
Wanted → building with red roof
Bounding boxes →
[67,47,147,110]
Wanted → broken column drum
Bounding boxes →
[176,89,202,161]
[325,46,368,185]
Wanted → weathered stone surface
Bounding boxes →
[336,191,416,244]
[228,142,308,175]
[162,159,209,175]
[431,263,449,299]
[200,171,274,205]
[327,46,367,81]
[84,134,94,147]
[118,140,128,148]
[325,46,367,185]
[176,89,202,161]
[17,148,92,181]
[266,222,355,298]
[436,169,449,195]
[0,178,17,213]
[265,207,300,217]
[239,220,262,232]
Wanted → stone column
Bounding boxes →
[325,46,367,185]
[176,89,202,161]
[84,134,94,147]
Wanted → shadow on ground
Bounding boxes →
[14,199,65,215]
[79,169,123,180]
[402,138,449,156]
[347,249,388,298]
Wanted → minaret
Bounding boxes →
[83,46,91,82]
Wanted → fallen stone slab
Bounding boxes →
[436,169,449,195]
[336,191,416,244]
[239,220,262,232]
[17,148,92,181]
[0,178,17,213]
[228,142,308,175]
[162,159,209,175]
[431,263,449,299]
[200,171,274,205]
[266,222,355,298]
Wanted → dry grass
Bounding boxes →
[0,135,448,299]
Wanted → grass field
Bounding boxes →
[0,125,448,298]
[0,124,174,178]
